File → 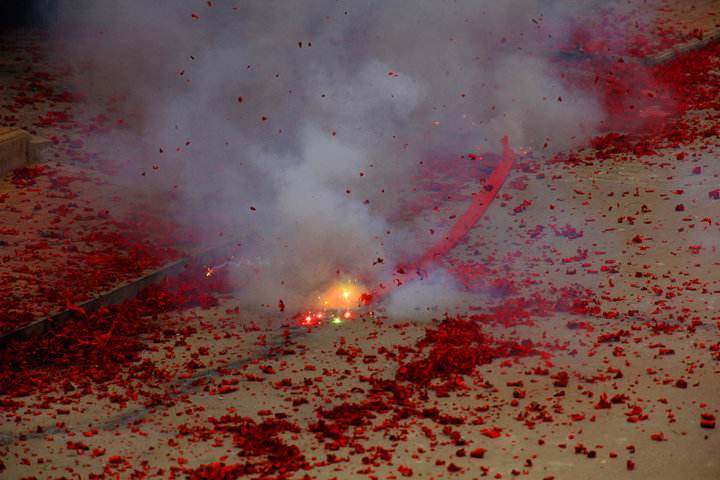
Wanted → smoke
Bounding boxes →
[383,269,472,321]
[51,0,636,312]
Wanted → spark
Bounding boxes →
[203,257,239,279]
[296,280,367,327]
[316,281,366,310]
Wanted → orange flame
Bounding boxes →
[316,281,366,310]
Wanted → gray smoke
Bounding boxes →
[52,0,636,312]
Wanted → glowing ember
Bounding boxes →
[316,281,366,311]
[203,258,237,279]
[297,281,366,327]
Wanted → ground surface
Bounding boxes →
[2,3,720,480]
[0,33,209,335]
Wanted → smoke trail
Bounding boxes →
[50,1,645,311]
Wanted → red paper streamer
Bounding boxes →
[366,136,516,304]
[417,135,516,269]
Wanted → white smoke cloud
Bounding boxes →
[49,0,644,312]
[383,269,472,321]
